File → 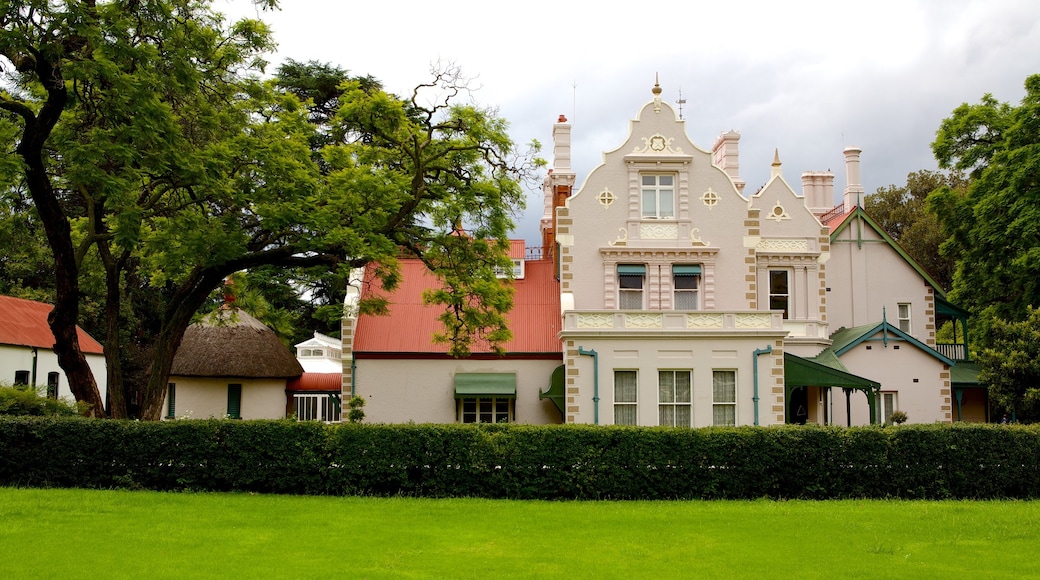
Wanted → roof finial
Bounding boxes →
[653,73,662,112]
[770,148,783,179]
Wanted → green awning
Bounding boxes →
[951,361,982,387]
[539,364,566,418]
[673,265,702,276]
[784,353,880,389]
[453,373,517,398]
[617,264,646,275]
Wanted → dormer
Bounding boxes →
[294,332,344,373]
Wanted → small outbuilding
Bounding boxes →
[166,308,303,419]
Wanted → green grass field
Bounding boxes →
[1,488,1038,579]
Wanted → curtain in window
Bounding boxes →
[615,371,637,425]
[712,371,736,426]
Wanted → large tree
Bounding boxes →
[929,74,1040,322]
[1,1,535,419]
[865,170,965,291]
[976,307,1040,422]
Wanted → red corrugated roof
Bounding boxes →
[286,373,342,392]
[0,295,104,354]
[354,253,561,355]
[826,206,855,233]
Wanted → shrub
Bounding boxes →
[0,384,81,417]
[0,418,1038,499]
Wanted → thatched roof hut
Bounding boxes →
[171,309,304,379]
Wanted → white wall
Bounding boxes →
[165,376,287,420]
[354,358,562,424]
[0,345,108,408]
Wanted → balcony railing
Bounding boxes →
[935,343,968,361]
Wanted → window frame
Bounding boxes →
[640,173,676,219]
[46,372,59,399]
[618,264,646,310]
[673,265,701,310]
[658,369,692,427]
[897,303,911,333]
[881,391,899,424]
[768,270,790,319]
[294,393,342,423]
[712,370,737,426]
[13,370,29,386]
[457,397,513,424]
[614,370,638,425]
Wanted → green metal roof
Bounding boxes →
[453,373,517,398]
[826,320,956,366]
[784,353,880,389]
[951,361,982,387]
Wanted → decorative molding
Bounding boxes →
[577,313,615,329]
[597,188,616,208]
[634,133,682,154]
[686,313,724,329]
[609,227,628,247]
[691,228,708,247]
[625,313,663,329]
[735,313,773,328]
[767,201,790,222]
[756,238,810,252]
[700,187,719,210]
[639,223,679,240]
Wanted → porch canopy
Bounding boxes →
[453,373,517,399]
[784,352,880,390]
[784,352,881,424]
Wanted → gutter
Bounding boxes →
[577,346,599,425]
[752,345,773,426]
[30,347,38,388]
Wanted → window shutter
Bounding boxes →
[166,383,176,419]
[227,384,242,419]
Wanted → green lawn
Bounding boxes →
[1,488,1038,579]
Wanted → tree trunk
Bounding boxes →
[13,56,105,417]
[98,242,127,419]
[139,269,227,420]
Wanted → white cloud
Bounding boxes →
[220,0,1040,244]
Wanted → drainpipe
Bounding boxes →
[752,345,773,426]
[578,347,600,425]
[350,359,356,398]
[30,347,38,388]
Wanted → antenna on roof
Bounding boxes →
[676,87,686,120]
[572,80,577,127]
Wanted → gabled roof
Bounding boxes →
[0,295,104,354]
[171,308,303,379]
[828,206,947,299]
[295,331,342,350]
[825,319,955,366]
[353,257,562,355]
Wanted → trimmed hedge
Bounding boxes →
[1,417,1038,499]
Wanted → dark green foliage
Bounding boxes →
[2,419,1038,499]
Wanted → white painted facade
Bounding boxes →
[0,344,107,404]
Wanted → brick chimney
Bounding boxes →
[712,130,745,194]
[801,170,836,217]
[843,146,864,212]
[542,115,576,259]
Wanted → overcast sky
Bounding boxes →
[222,0,1040,245]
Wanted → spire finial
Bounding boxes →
[652,73,663,112]
[770,149,783,179]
